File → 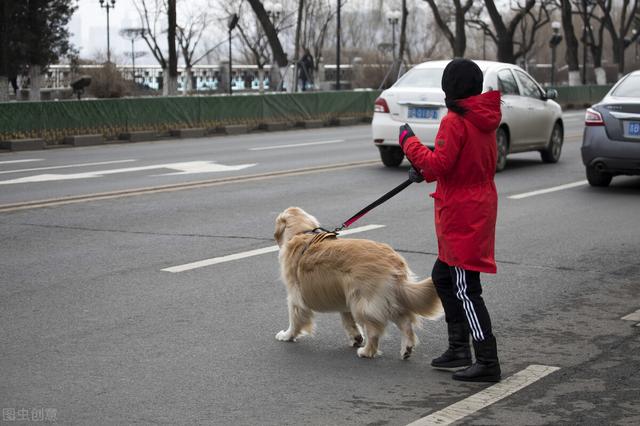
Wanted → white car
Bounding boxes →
[372,60,564,171]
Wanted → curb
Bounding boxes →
[0,118,372,152]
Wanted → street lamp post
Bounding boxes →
[633,30,639,64]
[549,21,563,86]
[387,10,401,63]
[99,0,116,63]
[120,28,145,82]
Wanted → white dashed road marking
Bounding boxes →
[407,364,561,426]
[0,159,137,175]
[508,180,588,199]
[0,159,44,165]
[621,309,640,326]
[249,139,345,151]
[0,161,256,184]
[161,224,386,273]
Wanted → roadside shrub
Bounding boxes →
[83,63,135,98]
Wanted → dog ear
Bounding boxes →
[274,213,287,247]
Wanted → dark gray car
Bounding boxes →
[581,71,640,186]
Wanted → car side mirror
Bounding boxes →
[545,89,558,100]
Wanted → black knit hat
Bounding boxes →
[441,59,483,101]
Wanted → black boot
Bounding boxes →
[431,322,472,370]
[453,336,501,382]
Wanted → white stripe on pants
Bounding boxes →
[454,266,485,341]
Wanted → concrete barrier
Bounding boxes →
[118,131,158,142]
[336,117,360,126]
[264,122,289,131]
[63,134,104,147]
[300,120,324,129]
[224,124,248,135]
[0,138,46,151]
[170,128,207,138]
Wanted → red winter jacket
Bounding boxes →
[401,90,501,273]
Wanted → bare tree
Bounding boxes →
[423,0,473,58]
[246,0,288,67]
[598,0,640,77]
[293,0,304,91]
[470,0,552,64]
[574,0,608,84]
[134,0,170,91]
[226,0,272,92]
[167,0,178,95]
[176,7,209,93]
[397,0,409,73]
[513,1,553,69]
[557,0,582,85]
[301,0,335,80]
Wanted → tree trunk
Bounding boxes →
[398,0,408,73]
[258,68,265,94]
[424,0,468,59]
[293,0,304,92]
[484,0,534,64]
[246,0,288,67]
[560,0,580,86]
[617,43,625,78]
[496,39,515,64]
[167,0,178,96]
[0,77,8,102]
[163,68,177,96]
[453,2,466,57]
[0,0,8,102]
[184,66,193,94]
[28,65,41,101]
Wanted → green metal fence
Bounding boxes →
[548,85,613,107]
[0,90,381,142]
[0,86,613,142]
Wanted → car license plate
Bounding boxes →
[408,107,438,120]
[627,121,640,137]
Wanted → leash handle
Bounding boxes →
[336,178,414,231]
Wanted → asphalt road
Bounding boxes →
[1,110,639,425]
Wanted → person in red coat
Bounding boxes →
[399,59,501,382]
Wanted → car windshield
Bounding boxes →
[611,74,640,97]
[394,68,445,88]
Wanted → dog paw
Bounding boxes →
[351,334,364,348]
[401,346,413,360]
[275,330,296,342]
[357,347,381,358]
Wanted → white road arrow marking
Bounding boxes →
[0,161,256,185]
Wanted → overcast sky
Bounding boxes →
[70,0,143,61]
[69,0,405,65]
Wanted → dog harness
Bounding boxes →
[299,228,338,257]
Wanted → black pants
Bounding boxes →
[432,258,494,342]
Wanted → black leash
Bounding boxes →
[334,178,414,232]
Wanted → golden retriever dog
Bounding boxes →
[273,207,443,359]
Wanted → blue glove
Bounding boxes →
[408,167,424,183]
[399,123,415,148]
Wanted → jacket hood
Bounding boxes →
[458,90,502,132]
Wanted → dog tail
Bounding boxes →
[400,277,444,320]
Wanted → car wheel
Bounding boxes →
[541,122,563,163]
[586,165,613,187]
[378,146,405,167]
[496,127,508,172]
